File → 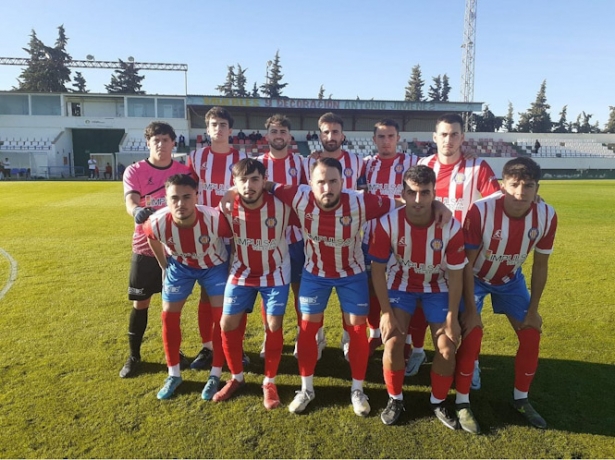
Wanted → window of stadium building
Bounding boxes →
[156,98,185,118]
[0,94,29,115]
[127,97,155,118]
[31,95,61,116]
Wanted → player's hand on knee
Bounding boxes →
[133,206,155,224]
[380,312,402,343]
[459,310,483,337]
[521,311,542,333]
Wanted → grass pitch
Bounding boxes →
[0,180,613,458]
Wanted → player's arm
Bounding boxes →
[432,200,453,228]
[443,267,463,346]
[522,251,550,332]
[371,261,402,343]
[126,192,155,224]
[220,187,238,214]
[460,247,483,336]
[147,237,168,271]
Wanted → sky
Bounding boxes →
[2,0,614,127]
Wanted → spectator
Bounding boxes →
[237,129,247,140]
[178,134,186,148]
[88,157,97,179]
[311,132,319,141]
[4,157,11,178]
[534,139,541,154]
[104,162,113,179]
[255,130,263,141]
[401,138,408,154]
[0,159,4,180]
[306,131,312,141]
[249,131,257,142]
[117,162,126,178]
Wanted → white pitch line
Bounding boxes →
[0,248,18,301]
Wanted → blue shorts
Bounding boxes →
[298,270,369,316]
[289,240,305,284]
[460,270,530,322]
[389,291,450,324]
[223,284,289,316]
[163,258,228,302]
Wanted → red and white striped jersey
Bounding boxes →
[143,205,231,269]
[369,208,466,293]
[257,151,304,244]
[464,194,558,285]
[123,159,192,256]
[364,153,419,198]
[188,147,247,207]
[224,193,292,287]
[274,184,395,278]
[418,155,500,222]
[303,150,365,190]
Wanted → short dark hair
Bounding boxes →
[165,174,198,190]
[403,165,436,189]
[205,106,234,128]
[232,158,266,178]
[145,121,177,142]
[318,112,344,131]
[265,114,291,131]
[374,118,400,134]
[310,157,343,177]
[502,157,541,182]
[435,113,464,132]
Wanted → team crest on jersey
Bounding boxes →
[288,167,298,177]
[430,238,444,251]
[394,163,405,174]
[344,167,354,178]
[339,215,353,226]
[492,229,503,241]
[199,235,211,245]
[454,172,465,184]
[527,227,539,240]
[398,236,407,247]
[265,217,278,228]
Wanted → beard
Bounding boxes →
[322,140,341,153]
[317,193,340,209]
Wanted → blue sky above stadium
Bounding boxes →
[2,0,614,126]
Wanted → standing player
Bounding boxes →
[369,165,466,429]
[187,107,247,381]
[304,112,365,356]
[405,113,500,383]
[119,121,192,378]
[270,157,397,416]
[143,174,230,399]
[461,156,557,429]
[256,114,306,358]
[212,159,293,409]
[362,119,419,357]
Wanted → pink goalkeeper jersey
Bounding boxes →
[257,151,304,244]
[143,205,231,269]
[274,184,395,278]
[464,194,557,285]
[188,146,247,207]
[123,159,192,256]
[369,208,466,293]
[303,150,365,190]
[418,155,500,223]
[224,193,292,287]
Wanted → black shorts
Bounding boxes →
[128,253,163,301]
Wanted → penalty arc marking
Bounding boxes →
[0,248,18,301]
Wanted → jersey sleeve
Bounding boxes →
[364,193,395,221]
[272,184,300,207]
[186,151,200,182]
[463,204,483,249]
[477,161,500,197]
[142,219,156,240]
[535,207,558,254]
[122,165,140,197]
[368,219,392,264]
[444,221,467,270]
[217,209,233,238]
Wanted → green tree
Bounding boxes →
[552,105,569,133]
[516,111,531,133]
[71,71,88,93]
[261,50,288,98]
[404,64,424,101]
[572,112,601,133]
[504,102,515,132]
[17,25,72,92]
[234,64,248,97]
[106,59,145,94]
[216,65,235,97]
[472,105,504,132]
[318,85,325,100]
[441,74,451,102]
[428,75,442,101]
[517,80,552,133]
[251,82,260,97]
[604,106,615,133]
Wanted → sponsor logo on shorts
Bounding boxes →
[299,296,318,304]
[389,297,400,304]
[224,296,238,304]
[128,287,145,295]
[164,285,181,294]
[527,227,539,240]
[430,238,443,251]
[357,302,368,308]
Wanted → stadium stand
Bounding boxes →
[516,138,615,158]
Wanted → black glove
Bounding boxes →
[132,206,155,224]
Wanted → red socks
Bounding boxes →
[161,311,181,367]
[515,328,541,392]
[384,368,404,397]
[198,301,212,343]
[211,306,225,368]
[367,295,381,331]
[455,327,483,394]
[431,370,454,401]
[347,323,369,381]
[297,320,320,376]
[264,327,284,378]
[221,315,247,375]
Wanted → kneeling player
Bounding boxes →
[369,165,466,429]
[143,174,231,400]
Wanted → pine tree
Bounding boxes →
[404,65,424,101]
[604,106,615,133]
[552,105,569,133]
[572,112,601,133]
[428,75,442,101]
[260,50,288,98]
[504,102,515,132]
[105,59,145,94]
[251,82,260,97]
[17,26,72,92]
[71,71,88,93]
[234,64,248,97]
[441,74,451,102]
[318,85,325,100]
[216,66,235,96]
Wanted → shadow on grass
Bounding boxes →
[247,346,615,437]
